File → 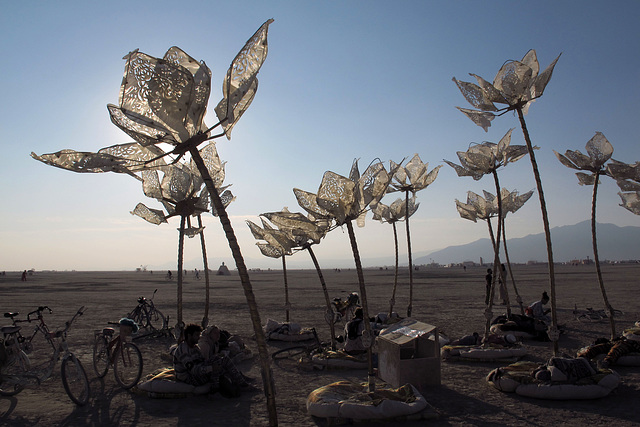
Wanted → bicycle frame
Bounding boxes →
[27,306,85,382]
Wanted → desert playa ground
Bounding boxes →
[1,263,639,426]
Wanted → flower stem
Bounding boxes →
[516,107,558,355]
[591,171,616,338]
[198,215,211,329]
[190,148,278,426]
[282,255,290,323]
[405,189,413,317]
[346,220,375,392]
[307,245,337,350]
[389,221,399,317]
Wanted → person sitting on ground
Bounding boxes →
[199,325,250,363]
[172,323,251,395]
[577,335,640,368]
[344,307,367,355]
[527,291,551,324]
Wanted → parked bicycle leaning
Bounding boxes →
[93,317,143,389]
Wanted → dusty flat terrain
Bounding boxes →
[1,263,639,426]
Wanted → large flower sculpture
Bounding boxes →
[34,20,278,425]
[554,132,619,338]
[107,23,278,424]
[387,154,440,317]
[370,197,418,317]
[249,209,338,347]
[457,189,532,315]
[454,50,561,354]
[294,159,398,391]
[445,130,528,325]
[246,217,296,323]
[132,142,233,329]
[453,50,561,132]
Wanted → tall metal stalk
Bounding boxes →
[190,148,278,426]
[388,221,399,317]
[405,189,414,317]
[501,220,524,314]
[282,255,290,323]
[517,107,558,355]
[177,215,186,327]
[346,221,375,392]
[591,171,616,338]
[306,245,337,350]
[198,215,212,329]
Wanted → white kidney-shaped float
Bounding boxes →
[307,380,429,421]
[134,367,211,399]
[486,360,620,400]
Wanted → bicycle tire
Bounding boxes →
[577,313,602,323]
[61,356,90,405]
[271,346,308,360]
[147,307,167,331]
[114,342,143,389]
[92,335,110,378]
[0,349,30,396]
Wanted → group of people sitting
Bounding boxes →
[172,323,254,397]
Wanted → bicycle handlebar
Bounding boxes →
[27,306,52,321]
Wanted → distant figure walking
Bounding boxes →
[21,270,27,282]
[484,268,492,305]
[166,270,172,281]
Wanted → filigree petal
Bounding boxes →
[456,107,495,132]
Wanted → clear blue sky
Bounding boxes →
[1,1,639,271]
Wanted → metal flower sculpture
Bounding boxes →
[454,50,562,354]
[370,197,418,317]
[294,159,398,391]
[246,217,296,322]
[445,130,528,325]
[455,188,532,334]
[32,21,276,423]
[607,160,640,215]
[554,132,619,338]
[132,142,234,329]
[249,209,338,348]
[107,21,277,423]
[387,154,440,317]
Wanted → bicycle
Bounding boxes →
[24,306,90,405]
[271,328,328,369]
[0,312,33,396]
[92,319,143,389]
[127,289,169,337]
[573,305,624,323]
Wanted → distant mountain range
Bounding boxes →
[414,221,640,265]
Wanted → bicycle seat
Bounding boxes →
[102,327,115,336]
[137,297,146,303]
[1,325,20,334]
[3,312,18,318]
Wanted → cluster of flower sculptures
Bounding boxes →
[31,21,640,424]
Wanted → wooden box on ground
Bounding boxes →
[376,319,441,390]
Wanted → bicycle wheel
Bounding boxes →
[92,335,110,378]
[147,307,167,331]
[0,349,30,396]
[113,343,143,389]
[577,313,602,323]
[61,356,90,405]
